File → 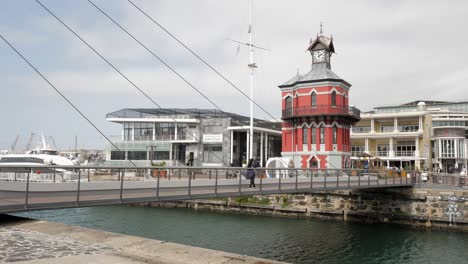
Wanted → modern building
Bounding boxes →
[278,32,360,169]
[105,108,281,167]
[350,101,468,173]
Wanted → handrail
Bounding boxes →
[282,105,360,119]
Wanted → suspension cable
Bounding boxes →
[126,0,280,123]
[0,33,138,168]
[34,0,229,166]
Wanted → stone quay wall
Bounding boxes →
[140,187,468,231]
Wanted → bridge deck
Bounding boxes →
[0,175,411,214]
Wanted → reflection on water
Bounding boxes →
[16,206,468,264]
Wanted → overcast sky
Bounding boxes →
[1,0,467,150]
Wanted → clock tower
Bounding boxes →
[278,30,360,169]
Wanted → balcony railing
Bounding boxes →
[282,105,360,120]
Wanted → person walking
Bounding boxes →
[247,158,256,188]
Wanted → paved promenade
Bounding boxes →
[0,215,284,264]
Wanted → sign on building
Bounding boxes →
[203,134,223,143]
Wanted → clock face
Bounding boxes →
[313,50,325,63]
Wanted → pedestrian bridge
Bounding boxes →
[0,166,413,214]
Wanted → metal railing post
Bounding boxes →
[279,175,282,192]
[238,169,242,194]
[310,170,314,190]
[87,168,90,182]
[347,170,350,188]
[52,170,55,183]
[324,170,327,189]
[76,169,81,206]
[24,171,30,210]
[260,176,263,194]
[156,174,160,199]
[178,168,181,180]
[400,173,402,185]
[295,169,298,191]
[215,169,218,196]
[188,172,192,197]
[336,170,339,188]
[368,171,371,186]
[393,172,395,185]
[119,169,124,203]
[209,168,212,180]
[385,170,388,185]
[358,171,361,187]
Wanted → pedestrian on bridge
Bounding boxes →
[247,159,256,188]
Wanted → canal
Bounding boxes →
[15,206,468,264]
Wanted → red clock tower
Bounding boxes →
[278,32,360,169]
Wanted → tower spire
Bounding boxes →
[320,21,323,35]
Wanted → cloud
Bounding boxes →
[2,0,468,148]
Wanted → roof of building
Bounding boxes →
[279,63,350,88]
[106,108,281,130]
[307,35,335,53]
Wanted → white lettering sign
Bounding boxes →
[203,134,223,143]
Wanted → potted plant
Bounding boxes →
[158,161,168,178]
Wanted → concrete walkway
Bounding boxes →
[0,215,285,264]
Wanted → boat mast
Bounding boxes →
[247,0,256,161]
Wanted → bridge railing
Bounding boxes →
[0,165,415,213]
[414,172,468,188]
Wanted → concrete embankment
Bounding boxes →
[140,186,468,231]
[0,215,285,264]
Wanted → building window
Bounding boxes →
[127,151,147,160]
[148,151,170,160]
[123,123,132,141]
[111,151,126,160]
[311,126,316,144]
[319,125,325,144]
[134,123,154,141]
[311,92,317,107]
[331,91,337,106]
[440,139,455,158]
[351,146,365,156]
[203,145,223,163]
[285,96,292,109]
[302,127,308,145]
[395,141,416,157]
[332,126,337,144]
[155,123,175,140]
[203,125,223,134]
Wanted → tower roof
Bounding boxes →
[307,35,335,53]
[279,64,350,88]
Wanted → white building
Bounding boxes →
[105,108,281,167]
[351,101,468,172]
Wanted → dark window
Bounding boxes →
[331,91,337,106]
[333,126,337,144]
[285,96,293,109]
[320,125,325,144]
[150,151,170,160]
[311,92,317,107]
[124,123,132,141]
[0,157,44,164]
[134,123,153,141]
[155,123,175,140]
[302,127,308,145]
[128,151,147,160]
[111,151,126,160]
[311,126,316,144]
[203,145,223,163]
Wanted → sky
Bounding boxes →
[1,0,468,150]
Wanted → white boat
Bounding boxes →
[0,136,81,182]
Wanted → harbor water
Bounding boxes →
[15,206,468,264]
